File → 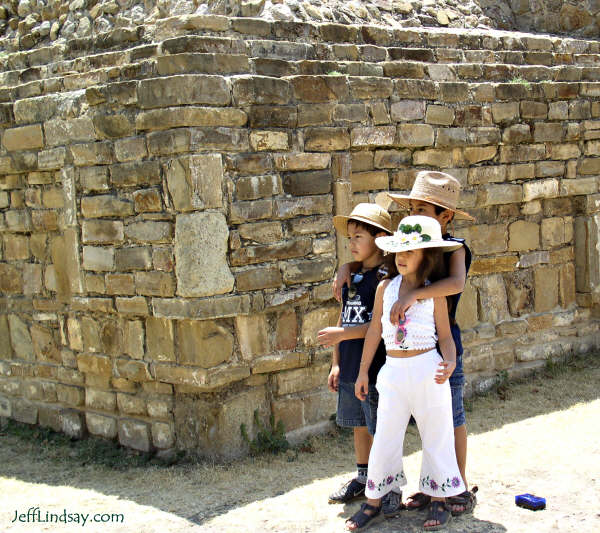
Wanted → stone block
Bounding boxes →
[110,160,161,188]
[191,127,249,152]
[146,129,191,156]
[304,127,350,151]
[426,105,454,126]
[492,102,519,123]
[86,412,117,439]
[509,221,540,251]
[468,224,508,255]
[125,221,173,244]
[333,103,368,124]
[79,166,109,192]
[301,307,338,347]
[273,195,332,219]
[373,150,411,169]
[175,212,233,297]
[350,126,396,148]
[534,266,559,312]
[138,75,230,109]
[464,146,498,165]
[60,410,85,439]
[500,144,546,163]
[579,157,600,175]
[115,359,151,382]
[146,317,175,362]
[282,258,335,285]
[152,422,175,449]
[70,142,113,166]
[93,114,134,140]
[135,272,175,297]
[351,171,389,192]
[82,246,114,271]
[249,105,297,128]
[235,314,269,361]
[44,117,95,146]
[283,170,331,196]
[117,419,151,452]
[479,184,522,206]
[290,75,348,103]
[178,320,234,367]
[8,314,34,361]
[230,199,273,224]
[30,324,60,363]
[3,124,44,151]
[396,124,434,147]
[122,320,144,359]
[250,131,289,151]
[274,153,330,171]
[455,279,478,330]
[80,195,133,219]
[541,217,571,248]
[12,399,38,425]
[390,100,426,122]
[231,239,312,267]
[4,234,30,260]
[523,179,559,201]
[276,363,330,395]
[116,297,149,316]
[82,220,124,244]
[232,75,291,105]
[85,388,116,412]
[117,393,146,416]
[235,266,282,291]
[502,124,532,144]
[470,256,518,276]
[133,189,162,213]
[297,104,335,127]
[561,177,598,196]
[559,263,576,308]
[475,274,510,324]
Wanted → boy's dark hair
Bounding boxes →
[347,219,390,237]
[433,204,455,224]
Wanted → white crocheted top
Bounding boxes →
[381,275,437,351]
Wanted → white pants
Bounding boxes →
[365,349,465,499]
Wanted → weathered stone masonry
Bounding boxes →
[0,16,599,457]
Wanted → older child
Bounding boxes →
[335,171,477,517]
[318,203,392,504]
[345,216,465,531]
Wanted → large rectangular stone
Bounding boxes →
[232,75,291,105]
[110,161,161,187]
[350,126,396,148]
[230,238,312,266]
[3,124,44,151]
[396,124,435,147]
[138,75,230,109]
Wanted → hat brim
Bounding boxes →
[387,193,475,221]
[375,235,463,253]
[333,215,392,237]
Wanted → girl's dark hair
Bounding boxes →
[381,247,447,286]
[347,219,389,237]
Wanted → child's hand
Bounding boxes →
[317,327,345,347]
[332,263,352,302]
[328,365,340,392]
[355,373,369,401]
[390,290,418,325]
[435,360,456,384]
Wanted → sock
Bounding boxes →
[356,464,368,484]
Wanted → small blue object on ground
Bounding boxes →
[515,494,546,511]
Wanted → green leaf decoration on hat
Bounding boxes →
[421,234,431,242]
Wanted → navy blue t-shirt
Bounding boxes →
[339,265,387,384]
[442,234,472,358]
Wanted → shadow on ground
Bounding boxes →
[2,354,598,532]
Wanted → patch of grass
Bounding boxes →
[241,410,289,456]
[0,420,175,470]
[495,369,510,400]
[510,76,531,87]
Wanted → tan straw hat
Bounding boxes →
[387,170,475,221]
[333,203,393,237]
[376,216,463,253]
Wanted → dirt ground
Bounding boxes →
[1,356,600,533]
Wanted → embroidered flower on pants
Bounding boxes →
[429,479,439,491]
[451,477,461,488]
[368,472,405,492]
[386,476,394,485]
[367,480,375,491]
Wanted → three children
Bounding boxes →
[325,171,477,529]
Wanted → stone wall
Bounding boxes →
[0,17,599,458]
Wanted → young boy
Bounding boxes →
[333,171,477,520]
[318,203,392,504]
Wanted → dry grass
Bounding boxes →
[1,353,599,532]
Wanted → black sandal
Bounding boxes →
[423,501,452,531]
[406,491,431,511]
[447,485,478,516]
[345,503,383,531]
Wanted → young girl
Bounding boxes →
[345,215,465,532]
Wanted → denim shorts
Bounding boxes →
[336,381,379,435]
[449,355,466,428]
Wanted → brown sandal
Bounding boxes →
[406,491,431,511]
[447,485,478,516]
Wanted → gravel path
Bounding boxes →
[1,362,599,533]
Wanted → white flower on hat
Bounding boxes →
[409,232,421,243]
[400,234,410,244]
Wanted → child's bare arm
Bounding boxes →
[390,246,466,324]
[327,314,342,392]
[332,261,361,302]
[433,296,456,384]
[355,281,386,400]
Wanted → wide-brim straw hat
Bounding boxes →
[333,203,393,237]
[375,215,463,253]
[387,170,475,221]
